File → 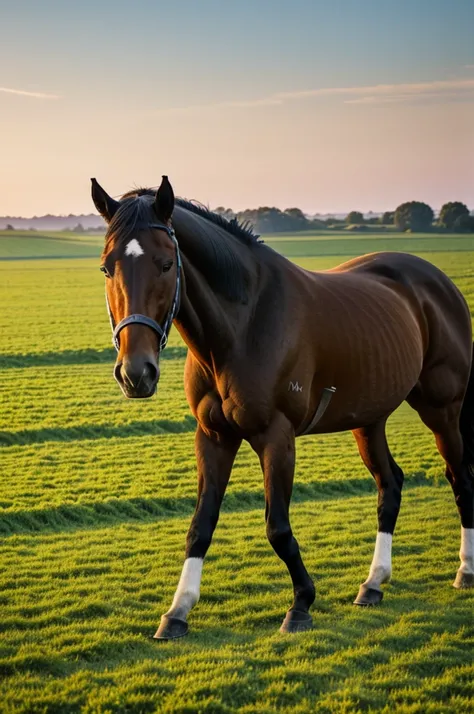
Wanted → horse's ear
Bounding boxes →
[154,175,175,223]
[91,178,120,223]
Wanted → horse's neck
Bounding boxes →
[174,254,241,365]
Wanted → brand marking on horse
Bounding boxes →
[289,381,303,392]
[125,239,144,257]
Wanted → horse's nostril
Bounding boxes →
[114,358,159,392]
[144,361,159,385]
[114,362,124,384]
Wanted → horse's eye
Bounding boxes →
[100,265,110,278]
[162,261,173,273]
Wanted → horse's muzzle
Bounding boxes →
[114,356,159,398]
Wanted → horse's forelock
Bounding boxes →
[105,193,155,246]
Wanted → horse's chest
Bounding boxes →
[193,379,271,437]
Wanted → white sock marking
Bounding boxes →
[125,239,144,257]
[364,532,392,588]
[166,557,203,620]
[459,527,474,575]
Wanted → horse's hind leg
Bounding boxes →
[407,383,474,589]
[352,418,404,606]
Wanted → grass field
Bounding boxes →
[1,229,473,713]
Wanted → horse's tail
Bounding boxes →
[460,343,474,470]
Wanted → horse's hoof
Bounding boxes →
[279,609,313,634]
[353,585,383,606]
[153,615,189,640]
[453,572,474,589]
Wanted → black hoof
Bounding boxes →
[453,572,474,589]
[353,585,383,607]
[280,609,313,634]
[153,615,189,641]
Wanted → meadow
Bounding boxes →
[1,229,473,713]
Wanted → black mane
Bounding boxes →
[115,187,261,245]
[175,198,261,245]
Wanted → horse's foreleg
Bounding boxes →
[250,412,315,633]
[154,426,241,640]
[352,419,404,606]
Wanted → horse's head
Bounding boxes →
[92,176,180,399]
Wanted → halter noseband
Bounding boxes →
[105,222,182,353]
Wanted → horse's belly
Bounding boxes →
[304,293,424,433]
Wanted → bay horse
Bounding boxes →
[91,176,474,640]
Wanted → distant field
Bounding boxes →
[266,231,474,257]
[1,232,473,713]
[0,230,103,259]
[1,228,473,260]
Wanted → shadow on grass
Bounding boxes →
[1,602,472,714]
[0,346,187,369]
[0,474,433,537]
[0,415,197,447]
[0,415,195,447]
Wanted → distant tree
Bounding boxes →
[308,218,326,230]
[72,223,85,233]
[394,201,434,232]
[214,206,236,220]
[5,224,14,230]
[284,208,308,230]
[439,202,469,230]
[236,206,310,234]
[380,211,394,225]
[453,213,474,233]
[346,210,364,224]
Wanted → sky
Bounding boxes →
[0,0,473,216]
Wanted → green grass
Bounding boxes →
[265,231,474,258]
[0,231,103,259]
[1,233,473,713]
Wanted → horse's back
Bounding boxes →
[330,251,454,290]
[328,251,472,376]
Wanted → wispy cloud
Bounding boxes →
[0,86,59,99]
[155,77,474,114]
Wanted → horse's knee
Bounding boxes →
[266,522,296,560]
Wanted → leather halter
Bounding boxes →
[105,222,182,353]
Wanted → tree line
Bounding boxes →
[214,201,474,235]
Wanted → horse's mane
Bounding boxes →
[105,188,264,303]
[108,188,260,244]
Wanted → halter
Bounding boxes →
[105,222,182,353]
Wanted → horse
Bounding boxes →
[91,175,474,640]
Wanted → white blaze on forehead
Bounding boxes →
[125,239,144,257]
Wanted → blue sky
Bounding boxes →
[1,0,473,215]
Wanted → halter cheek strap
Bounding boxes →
[105,223,182,353]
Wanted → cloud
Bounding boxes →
[0,86,59,99]
[275,78,474,103]
[154,77,474,114]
